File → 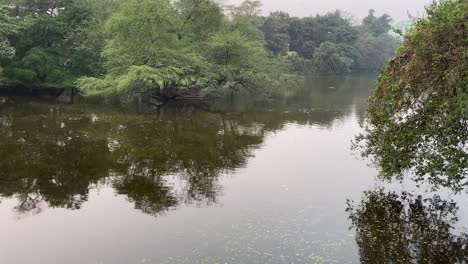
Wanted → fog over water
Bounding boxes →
[226,0,433,21]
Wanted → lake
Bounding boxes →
[1,75,467,264]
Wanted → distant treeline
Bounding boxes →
[262,9,398,74]
[0,0,398,98]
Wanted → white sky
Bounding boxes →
[225,0,434,21]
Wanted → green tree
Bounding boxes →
[2,0,107,87]
[225,0,264,42]
[261,11,290,55]
[78,0,215,96]
[283,9,396,73]
[311,41,353,74]
[287,11,358,59]
[60,0,114,76]
[175,0,224,41]
[206,29,278,94]
[362,9,393,37]
[355,0,468,190]
[281,51,305,73]
[208,30,259,67]
[78,0,293,99]
[353,32,397,71]
[1,0,77,17]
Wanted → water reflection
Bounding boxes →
[215,74,373,125]
[2,75,467,263]
[0,107,259,216]
[0,75,371,218]
[347,189,468,263]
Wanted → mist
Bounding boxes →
[226,0,434,21]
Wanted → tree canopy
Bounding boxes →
[261,9,398,74]
[76,0,298,99]
[0,0,400,99]
[362,9,393,37]
[0,0,107,87]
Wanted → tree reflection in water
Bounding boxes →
[0,93,363,217]
[0,104,265,216]
[347,188,468,264]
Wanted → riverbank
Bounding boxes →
[0,85,74,103]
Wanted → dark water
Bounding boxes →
[0,75,466,264]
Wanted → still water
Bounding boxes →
[0,75,467,264]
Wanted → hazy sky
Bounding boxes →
[226,0,434,21]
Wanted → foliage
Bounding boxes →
[1,0,70,16]
[280,51,305,73]
[352,32,398,72]
[1,0,110,87]
[61,0,116,76]
[78,0,216,96]
[355,0,468,191]
[77,0,290,99]
[310,41,354,74]
[259,9,397,74]
[261,11,290,55]
[0,7,18,61]
[174,0,224,41]
[225,0,264,42]
[286,11,358,60]
[1,0,400,95]
[5,47,76,87]
[362,9,393,37]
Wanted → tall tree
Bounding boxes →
[175,0,224,41]
[78,0,289,98]
[261,11,290,55]
[225,0,264,42]
[1,0,108,87]
[287,11,358,59]
[362,9,393,37]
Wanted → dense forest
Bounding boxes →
[0,0,397,99]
